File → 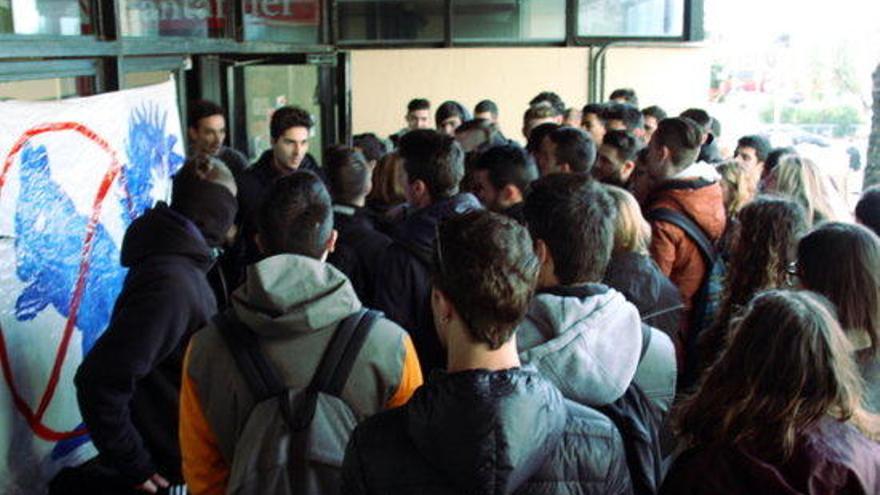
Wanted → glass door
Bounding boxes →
[227,54,347,169]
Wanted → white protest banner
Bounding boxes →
[0,79,184,494]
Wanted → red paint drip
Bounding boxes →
[0,122,122,441]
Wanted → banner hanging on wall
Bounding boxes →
[0,79,184,494]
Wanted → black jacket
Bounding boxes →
[373,193,482,372]
[74,204,217,484]
[342,368,633,495]
[327,204,392,307]
[604,251,684,339]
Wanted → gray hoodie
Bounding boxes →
[517,283,675,411]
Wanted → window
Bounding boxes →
[337,0,444,43]
[243,0,320,43]
[453,0,565,42]
[242,65,322,163]
[124,70,173,88]
[0,0,91,35]
[578,0,686,38]
[119,0,228,37]
[0,77,95,101]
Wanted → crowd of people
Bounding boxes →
[51,89,880,494]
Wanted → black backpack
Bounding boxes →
[214,308,380,495]
[596,324,665,495]
[646,207,725,389]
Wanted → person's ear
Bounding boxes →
[533,238,558,288]
[559,163,572,174]
[187,127,198,142]
[620,160,636,181]
[500,184,522,205]
[412,179,429,203]
[326,229,338,254]
[661,145,672,163]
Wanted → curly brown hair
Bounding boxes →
[696,196,807,374]
[679,290,879,462]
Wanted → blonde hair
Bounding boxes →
[716,160,754,218]
[769,155,841,226]
[606,185,651,255]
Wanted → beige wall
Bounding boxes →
[603,45,712,116]
[351,47,590,145]
[350,45,712,146]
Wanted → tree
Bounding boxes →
[867,63,880,188]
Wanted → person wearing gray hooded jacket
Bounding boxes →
[517,174,677,413]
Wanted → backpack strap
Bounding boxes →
[286,308,380,431]
[307,309,380,397]
[214,310,285,402]
[647,208,716,265]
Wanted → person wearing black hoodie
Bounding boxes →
[343,210,632,495]
[324,145,392,307]
[71,156,237,494]
[235,106,322,269]
[373,130,481,373]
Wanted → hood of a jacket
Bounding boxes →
[230,253,360,338]
[120,202,214,269]
[394,192,482,259]
[649,177,727,242]
[604,251,683,319]
[406,368,567,494]
[517,284,643,406]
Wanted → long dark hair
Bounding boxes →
[697,196,807,373]
[679,290,878,461]
[798,222,880,355]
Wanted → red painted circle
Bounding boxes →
[0,122,123,441]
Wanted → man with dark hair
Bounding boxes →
[435,100,470,137]
[526,122,560,158]
[856,185,880,237]
[518,173,676,414]
[604,103,645,138]
[581,102,608,146]
[73,157,238,494]
[760,146,797,186]
[187,99,249,177]
[645,117,726,356]
[391,98,432,146]
[522,102,562,139]
[343,210,632,495]
[563,107,582,128]
[373,130,481,372]
[609,87,639,107]
[537,126,597,176]
[237,105,321,266]
[679,108,723,163]
[352,132,387,167]
[324,146,392,306]
[473,99,499,123]
[641,105,667,142]
[735,134,771,185]
[594,130,641,187]
[530,91,566,115]
[472,144,535,222]
[181,171,422,494]
[454,118,503,153]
